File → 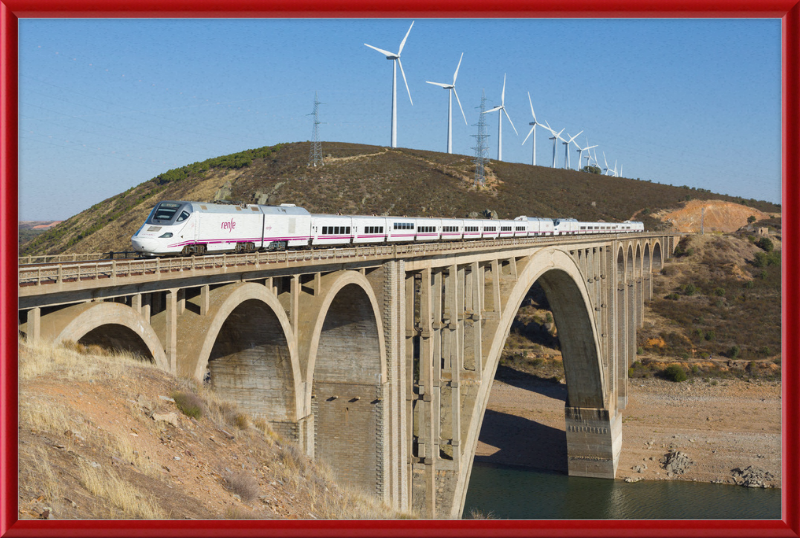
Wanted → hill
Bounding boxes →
[18,338,411,520]
[20,141,780,256]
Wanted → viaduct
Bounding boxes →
[18,233,675,518]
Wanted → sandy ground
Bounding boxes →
[474,375,781,488]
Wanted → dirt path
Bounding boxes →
[475,375,781,488]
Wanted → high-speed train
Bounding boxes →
[131,201,644,257]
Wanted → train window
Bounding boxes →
[322,226,328,235]
[153,203,180,221]
[346,227,351,235]
[176,211,190,223]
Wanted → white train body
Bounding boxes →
[132,201,645,257]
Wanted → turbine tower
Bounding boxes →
[521,92,544,166]
[426,53,467,154]
[364,21,414,148]
[603,151,611,175]
[543,121,565,168]
[562,131,583,169]
[482,74,517,161]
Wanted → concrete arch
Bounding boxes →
[39,301,168,371]
[305,271,387,393]
[456,247,605,517]
[305,270,387,496]
[652,241,664,272]
[186,282,302,429]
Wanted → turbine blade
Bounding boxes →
[503,107,518,135]
[397,58,413,105]
[522,126,535,145]
[398,21,414,55]
[483,106,503,114]
[453,87,468,125]
[571,129,584,142]
[426,81,449,88]
[528,92,536,121]
[364,43,395,57]
[453,52,463,85]
[501,74,507,106]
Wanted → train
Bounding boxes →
[131,201,645,257]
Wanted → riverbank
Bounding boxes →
[474,374,781,488]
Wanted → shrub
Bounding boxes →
[713,287,726,297]
[727,345,741,359]
[758,270,768,279]
[744,280,755,289]
[759,346,772,356]
[172,391,205,419]
[691,365,700,375]
[663,365,688,382]
[684,283,696,296]
[755,237,774,252]
[748,216,757,224]
[637,347,644,355]
[705,330,715,341]
[224,472,259,502]
[666,293,680,301]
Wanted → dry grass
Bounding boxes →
[19,338,155,382]
[29,446,63,502]
[78,459,166,519]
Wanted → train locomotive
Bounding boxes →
[131,200,644,257]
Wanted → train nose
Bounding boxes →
[131,237,157,253]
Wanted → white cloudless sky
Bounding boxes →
[18,18,781,221]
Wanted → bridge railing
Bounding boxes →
[18,233,661,289]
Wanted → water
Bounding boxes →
[463,463,781,520]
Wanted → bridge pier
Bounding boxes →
[565,406,622,478]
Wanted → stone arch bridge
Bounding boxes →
[18,233,675,518]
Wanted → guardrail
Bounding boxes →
[18,233,663,289]
[18,251,141,266]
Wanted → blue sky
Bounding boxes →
[18,18,781,221]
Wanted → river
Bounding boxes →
[463,463,781,520]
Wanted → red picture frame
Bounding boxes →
[1,1,798,536]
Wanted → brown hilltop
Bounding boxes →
[656,200,773,233]
[20,141,780,256]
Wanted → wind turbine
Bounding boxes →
[364,21,414,148]
[426,53,467,154]
[619,164,624,177]
[482,74,517,161]
[562,131,584,169]
[543,121,565,168]
[603,151,611,175]
[576,140,598,171]
[521,92,544,166]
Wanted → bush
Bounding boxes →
[691,365,700,375]
[727,345,741,359]
[704,330,715,341]
[666,293,680,301]
[748,216,757,224]
[224,472,259,502]
[663,365,688,382]
[172,391,205,419]
[713,287,726,297]
[637,347,644,355]
[684,283,696,296]
[755,237,774,252]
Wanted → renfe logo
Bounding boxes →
[221,219,237,232]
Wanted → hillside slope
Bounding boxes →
[18,339,411,520]
[21,141,780,256]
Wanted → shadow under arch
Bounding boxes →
[305,271,387,497]
[454,247,607,518]
[188,282,302,435]
[39,301,167,371]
